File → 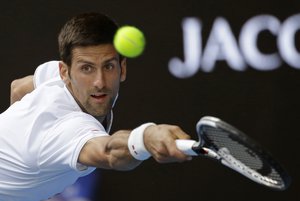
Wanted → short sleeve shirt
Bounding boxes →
[0,61,110,201]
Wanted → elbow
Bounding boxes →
[10,75,34,105]
[10,79,23,104]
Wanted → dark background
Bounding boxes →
[0,0,299,200]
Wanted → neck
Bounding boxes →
[94,115,106,123]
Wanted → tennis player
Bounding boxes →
[0,12,191,201]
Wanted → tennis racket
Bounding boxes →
[176,116,291,191]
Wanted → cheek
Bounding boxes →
[70,76,89,97]
[71,73,91,87]
[110,77,121,91]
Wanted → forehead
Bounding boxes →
[71,44,119,63]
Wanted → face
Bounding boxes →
[59,44,126,119]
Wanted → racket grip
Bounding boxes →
[175,139,198,156]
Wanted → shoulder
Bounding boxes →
[52,112,108,139]
[34,60,61,88]
[39,112,108,170]
[34,60,60,75]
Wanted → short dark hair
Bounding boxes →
[58,12,119,66]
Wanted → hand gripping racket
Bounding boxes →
[176,116,291,190]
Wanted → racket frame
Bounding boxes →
[188,116,290,190]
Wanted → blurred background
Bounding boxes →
[0,0,299,200]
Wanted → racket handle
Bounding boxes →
[175,139,198,156]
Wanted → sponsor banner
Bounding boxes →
[169,14,300,78]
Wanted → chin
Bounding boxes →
[90,108,110,118]
[85,103,112,118]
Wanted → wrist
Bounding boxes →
[128,123,156,161]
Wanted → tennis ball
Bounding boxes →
[113,26,146,58]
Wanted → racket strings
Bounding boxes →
[201,126,285,185]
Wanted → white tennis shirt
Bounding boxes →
[0,61,110,201]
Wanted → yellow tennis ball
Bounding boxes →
[113,26,146,58]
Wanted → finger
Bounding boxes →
[167,125,191,140]
[165,137,193,162]
[151,140,192,163]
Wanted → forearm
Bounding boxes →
[105,130,143,171]
[79,130,143,171]
[79,123,192,171]
[104,123,192,167]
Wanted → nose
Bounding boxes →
[93,71,106,89]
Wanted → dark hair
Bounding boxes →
[58,12,119,66]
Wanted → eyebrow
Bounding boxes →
[103,56,119,64]
[76,56,119,65]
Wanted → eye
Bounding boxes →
[80,64,94,73]
[104,63,116,71]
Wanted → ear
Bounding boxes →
[59,61,70,84]
[120,58,127,82]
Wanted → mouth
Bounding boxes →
[90,93,108,102]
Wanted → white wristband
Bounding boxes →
[128,123,155,161]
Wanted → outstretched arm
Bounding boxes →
[78,124,192,171]
[10,75,34,105]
